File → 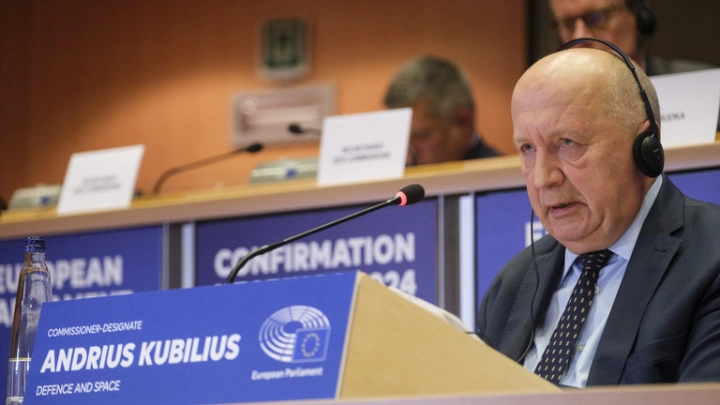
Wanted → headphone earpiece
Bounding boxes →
[632,128,664,178]
[635,4,656,37]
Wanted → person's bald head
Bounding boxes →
[514,48,658,137]
[511,48,660,254]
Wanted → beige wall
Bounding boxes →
[0,1,31,203]
[0,0,527,199]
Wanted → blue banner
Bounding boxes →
[25,271,357,404]
[0,226,164,398]
[196,199,438,304]
[475,168,720,308]
[475,189,539,303]
[668,169,720,205]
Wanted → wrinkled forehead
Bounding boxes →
[512,52,605,113]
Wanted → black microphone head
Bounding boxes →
[245,143,264,153]
[288,123,305,134]
[288,123,322,136]
[395,184,425,206]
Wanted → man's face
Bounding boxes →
[512,66,647,254]
[551,0,641,63]
[408,100,472,165]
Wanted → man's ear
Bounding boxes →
[636,119,660,141]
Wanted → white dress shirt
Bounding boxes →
[523,176,663,387]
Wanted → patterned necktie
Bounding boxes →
[534,249,613,384]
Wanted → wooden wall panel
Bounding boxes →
[0,0,32,203]
[0,0,526,198]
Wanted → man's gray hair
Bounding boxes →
[384,55,475,121]
[605,56,661,134]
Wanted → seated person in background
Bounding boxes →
[550,0,715,75]
[383,55,499,165]
[478,46,720,386]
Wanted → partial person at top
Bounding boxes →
[550,0,715,75]
[384,56,500,166]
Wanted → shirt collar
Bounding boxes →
[562,175,663,276]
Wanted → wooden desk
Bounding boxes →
[238,383,720,405]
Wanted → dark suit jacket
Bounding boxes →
[463,134,500,160]
[646,55,715,76]
[478,176,720,385]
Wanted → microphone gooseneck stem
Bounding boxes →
[226,195,400,283]
[152,149,242,195]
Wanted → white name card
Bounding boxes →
[317,108,411,187]
[57,145,145,216]
[650,68,720,148]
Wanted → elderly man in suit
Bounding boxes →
[478,45,720,387]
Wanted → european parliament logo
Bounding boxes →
[259,305,331,363]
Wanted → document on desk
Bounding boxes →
[317,108,411,187]
[57,145,145,216]
[650,68,720,148]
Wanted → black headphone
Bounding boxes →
[556,37,664,178]
[628,0,656,37]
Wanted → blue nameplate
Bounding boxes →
[0,226,164,395]
[25,272,358,404]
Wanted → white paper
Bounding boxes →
[650,68,720,148]
[57,145,145,216]
[317,108,411,187]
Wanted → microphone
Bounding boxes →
[152,143,263,195]
[287,123,322,136]
[226,184,425,283]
